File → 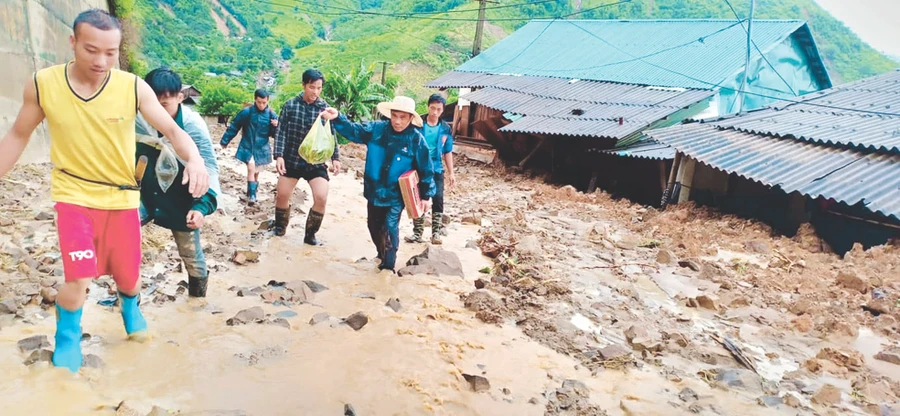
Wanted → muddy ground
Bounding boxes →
[0,125,898,415]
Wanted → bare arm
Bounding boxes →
[0,79,45,178]
[136,78,209,197]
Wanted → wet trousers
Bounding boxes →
[366,202,404,270]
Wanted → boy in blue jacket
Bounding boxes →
[406,94,455,245]
[220,89,278,206]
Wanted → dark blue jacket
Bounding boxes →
[221,105,278,165]
[332,114,436,207]
[417,118,454,174]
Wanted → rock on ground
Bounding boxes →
[398,246,465,277]
[226,307,265,326]
[462,373,491,392]
[343,312,369,331]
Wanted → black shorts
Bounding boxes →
[284,164,330,182]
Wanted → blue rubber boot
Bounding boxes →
[248,181,259,206]
[52,304,83,373]
[119,292,149,342]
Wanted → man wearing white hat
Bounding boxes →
[320,96,436,272]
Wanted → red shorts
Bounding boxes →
[55,202,142,291]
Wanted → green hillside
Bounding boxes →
[115,0,896,109]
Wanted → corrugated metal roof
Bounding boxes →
[448,75,713,140]
[595,138,676,160]
[498,115,648,139]
[430,72,714,106]
[462,87,700,123]
[450,19,830,90]
[646,123,900,220]
[710,70,900,153]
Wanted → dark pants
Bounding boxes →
[433,173,444,214]
[367,202,404,269]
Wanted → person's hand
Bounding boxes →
[276,157,286,175]
[447,173,457,190]
[320,107,339,121]
[422,199,432,213]
[182,160,210,198]
[186,210,205,229]
[331,160,342,175]
[271,118,278,127]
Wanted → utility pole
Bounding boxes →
[472,0,488,57]
[737,0,755,113]
[377,61,390,85]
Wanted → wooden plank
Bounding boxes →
[518,136,546,168]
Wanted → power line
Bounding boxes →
[722,0,797,97]
[731,0,755,114]
[562,20,900,117]
[479,0,632,69]
[254,0,628,22]
[483,20,744,72]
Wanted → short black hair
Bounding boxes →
[427,94,446,106]
[73,9,121,36]
[255,89,269,99]
[302,69,325,85]
[144,67,182,97]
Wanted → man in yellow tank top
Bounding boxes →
[0,9,210,374]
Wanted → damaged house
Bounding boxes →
[646,69,900,254]
[428,19,831,206]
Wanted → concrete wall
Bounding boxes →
[0,0,109,164]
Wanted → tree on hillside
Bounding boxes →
[196,78,246,117]
[322,61,395,121]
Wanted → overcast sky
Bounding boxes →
[813,0,900,57]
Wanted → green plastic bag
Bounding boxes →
[298,114,335,164]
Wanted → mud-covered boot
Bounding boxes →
[431,213,444,245]
[119,292,149,342]
[273,206,291,237]
[405,217,425,243]
[247,182,259,206]
[304,210,325,246]
[52,304,83,373]
[188,275,208,298]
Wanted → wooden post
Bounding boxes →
[676,157,696,203]
[661,152,682,208]
[518,136,546,169]
[472,0,487,57]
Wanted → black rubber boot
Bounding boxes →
[304,210,325,246]
[274,206,291,237]
[188,276,208,298]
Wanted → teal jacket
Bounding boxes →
[136,105,220,231]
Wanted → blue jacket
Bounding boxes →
[221,105,278,165]
[332,114,436,207]
[418,118,454,174]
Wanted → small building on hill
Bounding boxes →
[181,84,202,106]
[646,69,900,254]
[427,19,832,205]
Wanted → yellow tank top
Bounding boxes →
[35,62,140,210]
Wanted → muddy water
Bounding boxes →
[0,157,832,416]
[0,166,600,415]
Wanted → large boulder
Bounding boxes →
[398,246,465,277]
